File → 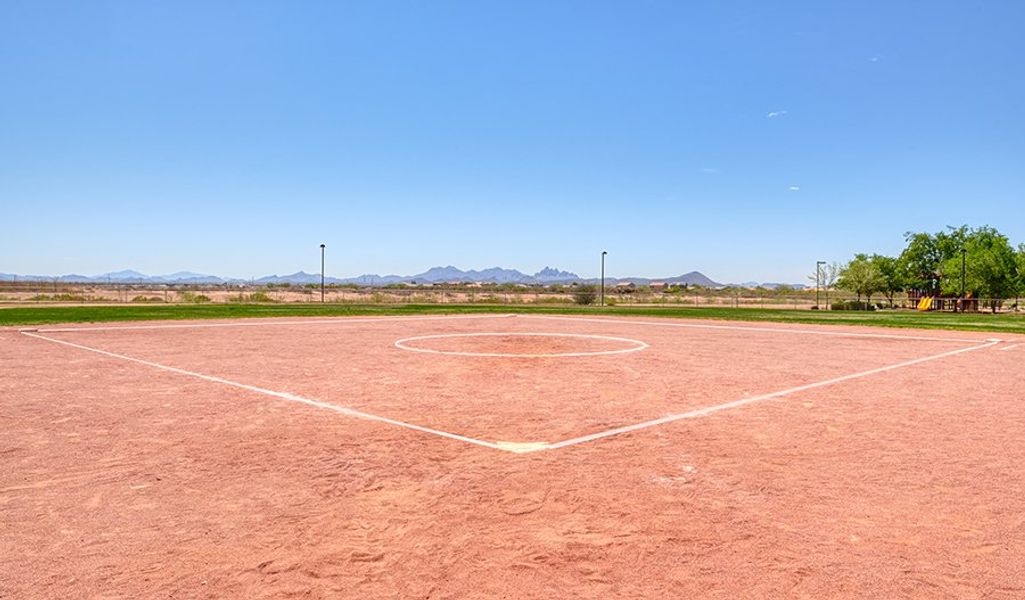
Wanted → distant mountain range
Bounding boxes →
[0,266,801,288]
[0,269,231,285]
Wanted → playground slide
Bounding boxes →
[917,296,934,311]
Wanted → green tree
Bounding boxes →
[900,232,943,292]
[1017,244,1025,299]
[838,254,884,307]
[935,225,970,259]
[941,227,1018,312]
[871,254,905,307]
[899,226,970,292]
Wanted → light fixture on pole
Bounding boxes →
[320,243,326,303]
[601,251,607,307]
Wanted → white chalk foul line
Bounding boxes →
[999,344,1020,351]
[541,339,1000,451]
[20,331,511,453]
[393,332,648,358]
[520,314,989,344]
[19,321,1003,454]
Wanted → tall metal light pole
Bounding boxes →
[600,251,607,307]
[816,260,826,310]
[320,243,326,303]
[960,247,967,313]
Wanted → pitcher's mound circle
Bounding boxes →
[393,332,648,358]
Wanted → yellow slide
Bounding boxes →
[917,296,934,311]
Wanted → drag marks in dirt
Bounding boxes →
[19,330,510,453]
[17,315,1003,454]
[544,337,1000,451]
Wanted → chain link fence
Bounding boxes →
[1,281,1021,313]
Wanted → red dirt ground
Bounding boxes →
[2,314,1023,598]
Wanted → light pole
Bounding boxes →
[960,247,967,313]
[320,243,326,303]
[816,260,826,310]
[600,251,607,307]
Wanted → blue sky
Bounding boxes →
[2,1,1023,282]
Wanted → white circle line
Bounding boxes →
[393,332,649,358]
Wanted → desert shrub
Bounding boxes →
[573,285,597,305]
[831,300,875,311]
[179,291,212,304]
[131,295,163,303]
[226,292,276,303]
[534,295,571,304]
[605,297,617,306]
[30,293,88,301]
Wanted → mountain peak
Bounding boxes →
[100,269,147,279]
[534,266,578,281]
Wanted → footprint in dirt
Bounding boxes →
[498,490,548,515]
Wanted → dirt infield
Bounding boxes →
[2,314,1024,598]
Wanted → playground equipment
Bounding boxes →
[916,296,934,311]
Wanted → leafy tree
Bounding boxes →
[900,232,943,292]
[899,226,971,292]
[940,226,1018,312]
[1017,244,1025,298]
[870,254,905,307]
[934,225,970,259]
[838,254,884,306]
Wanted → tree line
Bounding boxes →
[823,226,1025,311]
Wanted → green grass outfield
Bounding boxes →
[2,303,1023,335]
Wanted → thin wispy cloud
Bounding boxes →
[700,167,720,174]
[869,55,881,62]
[766,110,788,118]
[788,185,800,191]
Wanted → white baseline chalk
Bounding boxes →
[541,339,1000,451]
[20,331,510,453]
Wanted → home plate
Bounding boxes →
[495,441,549,453]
